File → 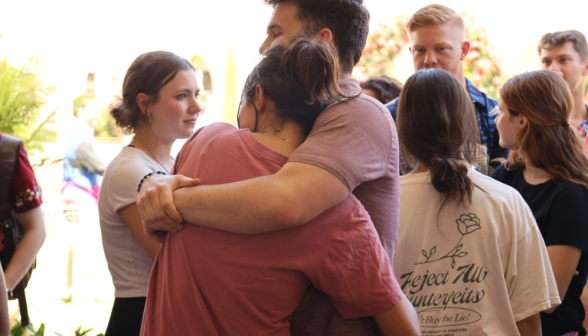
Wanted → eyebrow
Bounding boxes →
[176,88,200,94]
[542,54,573,61]
[267,24,282,33]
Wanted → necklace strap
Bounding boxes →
[134,137,171,174]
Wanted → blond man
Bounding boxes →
[386,4,508,174]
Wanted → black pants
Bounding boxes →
[105,297,146,336]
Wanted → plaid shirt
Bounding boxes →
[386,77,508,170]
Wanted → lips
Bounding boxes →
[184,119,197,124]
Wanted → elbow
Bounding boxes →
[544,303,560,314]
[271,198,307,230]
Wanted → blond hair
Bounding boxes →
[407,4,465,32]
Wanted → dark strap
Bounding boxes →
[0,134,22,219]
[13,282,29,327]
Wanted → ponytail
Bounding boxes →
[398,68,481,207]
[244,38,357,135]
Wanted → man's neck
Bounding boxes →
[570,84,587,129]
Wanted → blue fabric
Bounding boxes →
[386,77,508,168]
[63,128,102,190]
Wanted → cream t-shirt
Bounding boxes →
[395,168,560,336]
[98,146,167,297]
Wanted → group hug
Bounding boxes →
[94,1,588,336]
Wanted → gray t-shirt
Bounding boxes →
[98,146,166,297]
[288,78,400,335]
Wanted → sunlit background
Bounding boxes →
[0,0,586,334]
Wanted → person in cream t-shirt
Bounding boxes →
[394,168,560,335]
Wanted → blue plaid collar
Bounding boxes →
[465,78,487,106]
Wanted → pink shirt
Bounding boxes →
[140,123,402,336]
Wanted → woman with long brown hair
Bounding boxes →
[394,68,560,336]
[493,70,588,336]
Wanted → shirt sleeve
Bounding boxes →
[544,184,588,252]
[309,205,403,318]
[288,97,396,192]
[108,157,155,213]
[505,193,561,321]
[13,144,42,213]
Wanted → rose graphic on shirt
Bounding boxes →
[457,213,481,235]
[416,213,482,268]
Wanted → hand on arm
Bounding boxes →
[5,207,46,290]
[544,245,582,313]
[137,174,201,240]
[516,312,542,336]
[172,162,350,234]
[374,295,420,336]
[119,203,161,260]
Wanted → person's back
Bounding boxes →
[393,68,560,335]
[141,122,400,335]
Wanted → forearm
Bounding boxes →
[174,176,297,234]
[5,208,46,290]
[374,295,420,336]
[4,226,45,290]
[516,313,542,336]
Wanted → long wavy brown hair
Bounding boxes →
[500,70,588,189]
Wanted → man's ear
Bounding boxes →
[136,93,150,115]
[317,28,333,45]
[582,58,588,76]
[460,40,471,61]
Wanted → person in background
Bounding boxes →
[539,30,588,139]
[395,68,560,335]
[492,70,588,336]
[0,132,46,326]
[137,1,402,334]
[387,4,508,175]
[360,75,403,104]
[62,101,105,205]
[98,51,200,336]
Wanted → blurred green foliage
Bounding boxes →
[0,56,56,153]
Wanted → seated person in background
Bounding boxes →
[492,70,588,336]
[140,39,419,336]
[387,4,508,174]
[539,30,588,139]
[394,68,560,336]
[360,75,403,104]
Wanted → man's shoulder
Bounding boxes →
[466,78,498,113]
[320,94,394,125]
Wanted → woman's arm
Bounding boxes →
[119,203,161,260]
[5,207,46,290]
[543,245,582,313]
[516,312,542,336]
[374,295,420,336]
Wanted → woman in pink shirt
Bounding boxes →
[140,39,418,336]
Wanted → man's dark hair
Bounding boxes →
[360,76,403,104]
[264,0,369,74]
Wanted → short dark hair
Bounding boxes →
[109,51,194,134]
[360,76,403,104]
[538,30,588,61]
[264,0,370,74]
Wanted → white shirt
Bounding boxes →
[394,168,560,335]
[98,146,167,297]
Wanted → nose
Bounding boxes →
[424,51,437,67]
[190,96,203,114]
[549,63,563,77]
[259,37,271,55]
